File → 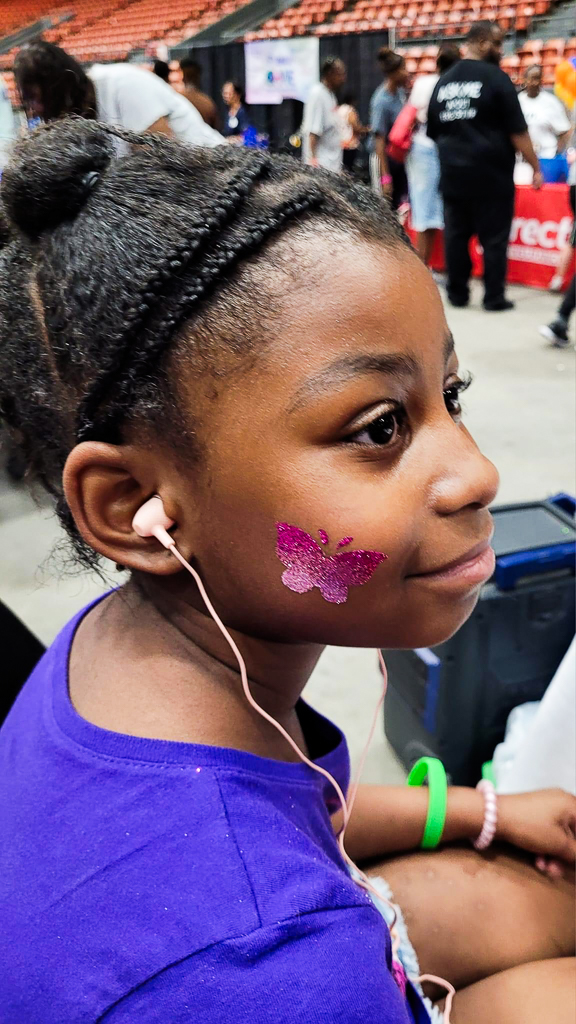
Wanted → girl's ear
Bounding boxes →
[63,442,187,575]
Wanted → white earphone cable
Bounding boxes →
[158,528,455,1021]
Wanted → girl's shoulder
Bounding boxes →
[0,653,399,1023]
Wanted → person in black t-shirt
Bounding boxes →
[428,21,543,311]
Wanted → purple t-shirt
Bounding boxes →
[0,598,430,1023]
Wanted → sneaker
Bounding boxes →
[447,295,469,308]
[539,320,570,347]
[549,274,564,293]
[483,298,515,311]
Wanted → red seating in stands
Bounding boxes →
[249,0,553,40]
[1,0,256,64]
[0,2,56,38]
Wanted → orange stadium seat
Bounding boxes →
[0,2,57,38]
[252,0,554,41]
[542,37,565,55]
[13,0,255,62]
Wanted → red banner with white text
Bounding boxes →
[407,184,573,290]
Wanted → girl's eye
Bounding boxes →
[444,373,472,419]
[345,407,405,447]
[444,384,463,417]
[343,373,471,448]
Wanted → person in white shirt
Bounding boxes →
[518,65,570,159]
[302,57,347,173]
[0,73,16,171]
[405,43,461,267]
[14,41,223,151]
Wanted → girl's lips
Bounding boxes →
[407,541,496,589]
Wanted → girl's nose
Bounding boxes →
[431,428,500,517]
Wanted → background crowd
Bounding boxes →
[301,20,574,319]
[2,18,571,337]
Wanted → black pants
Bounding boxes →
[342,148,358,174]
[443,192,515,306]
[559,274,575,323]
[560,186,576,323]
[389,156,408,211]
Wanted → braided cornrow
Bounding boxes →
[77,152,273,441]
[79,186,324,442]
[0,119,409,568]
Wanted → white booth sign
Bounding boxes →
[245,37,319,105]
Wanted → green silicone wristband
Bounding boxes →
[406,756,447,850]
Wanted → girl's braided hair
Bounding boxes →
[0,119,409,568]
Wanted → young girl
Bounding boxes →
[369,48,410,208]
[0,120,574,1024]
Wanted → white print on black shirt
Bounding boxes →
[437,80,482,123]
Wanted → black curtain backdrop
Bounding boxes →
[318,29,390,122]
[177,29,389,147]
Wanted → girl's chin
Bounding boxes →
[378,601,480,651]
[341,592,481,651]
[230,587,481,649]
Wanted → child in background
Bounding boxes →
[0,121,574,1024]
[337,91,367,174]
[541,271,575,347]
[541,147,575,346]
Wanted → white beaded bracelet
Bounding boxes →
[473,779,498,851]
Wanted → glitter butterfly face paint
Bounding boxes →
[276,524,387,604]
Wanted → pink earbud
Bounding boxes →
[132,495,175,549]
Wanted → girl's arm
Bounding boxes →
[337,785,576,872]
[373,135,390,185]
[349,107,367,135]
[336,783,485,863]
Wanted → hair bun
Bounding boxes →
[1,119,113,239]
[377,46,403,73]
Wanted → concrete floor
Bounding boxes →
[1,280,574,785]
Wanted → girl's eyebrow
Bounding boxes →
[288,331,454,414]
[288,354,419,413]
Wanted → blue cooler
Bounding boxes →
[539,154,569,183]
[383,495,576,785]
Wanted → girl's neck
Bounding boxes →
[68,580,323,761]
